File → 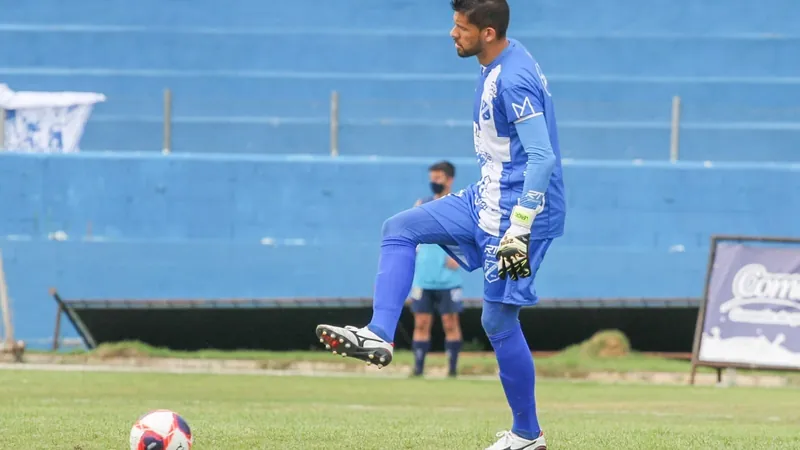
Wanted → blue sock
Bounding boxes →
[412,340,430,375]
[366,240,416,342]
[482,302,540,440]
[445,340,462,376]
[367,208,455,343]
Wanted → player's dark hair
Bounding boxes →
[451,0,510,39]
[429,160,456,178]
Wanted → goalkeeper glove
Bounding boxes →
[497,193,545,281]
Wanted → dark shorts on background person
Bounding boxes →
[410,287,464,314]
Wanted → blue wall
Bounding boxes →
[6,0,799,32]
[3,0,800,160]
[3,0,800,346]
[3,152,800,343]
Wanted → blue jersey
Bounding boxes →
[412,196,463,290]
[470,38,566,238]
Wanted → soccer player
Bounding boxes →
[409,160,464,378]
[316,0,565,448]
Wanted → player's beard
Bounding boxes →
[456,41,482,58]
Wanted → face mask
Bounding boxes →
[430,182,446,195]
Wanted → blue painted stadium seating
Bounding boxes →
[3,1,800,344]
[2,0,800,160]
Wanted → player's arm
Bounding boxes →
[515,112,556,210]
[506,85,555,219]
[496,85,556,280]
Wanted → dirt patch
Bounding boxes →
[577,330,631,358]
[91,346,151,359]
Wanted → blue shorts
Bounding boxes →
[417,188,552,306]
[409,287,464,315]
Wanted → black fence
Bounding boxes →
[52,292,699,353]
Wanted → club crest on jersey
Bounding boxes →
[480,99,491,121]
[476,149,491,167]
[478,68,500,123]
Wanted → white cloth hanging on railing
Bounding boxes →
[0,83,106,153]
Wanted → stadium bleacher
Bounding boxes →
[1,0,800,345]
[2,0,799,160]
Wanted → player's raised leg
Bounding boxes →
[316,192,477,368]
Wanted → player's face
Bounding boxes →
[450,12,484,58]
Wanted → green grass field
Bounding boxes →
[1,368,798,450]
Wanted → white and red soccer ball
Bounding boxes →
[129,410,193,450]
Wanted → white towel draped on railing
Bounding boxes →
[0,83,106,153]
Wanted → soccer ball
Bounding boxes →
[129,409,193,450]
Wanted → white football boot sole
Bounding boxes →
[315,324,394,368]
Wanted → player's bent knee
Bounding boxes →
[381,216,400,239]
[381,209,415,240]
[381,207,438,244]
[481,301,522,336]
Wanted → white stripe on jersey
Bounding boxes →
[473,65,510,237]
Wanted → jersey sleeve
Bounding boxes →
[498,84,544,125]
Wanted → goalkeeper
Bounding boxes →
[316,0,565,447]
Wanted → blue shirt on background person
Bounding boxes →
[406,160,465,379]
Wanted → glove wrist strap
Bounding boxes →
[510,205,536,230]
